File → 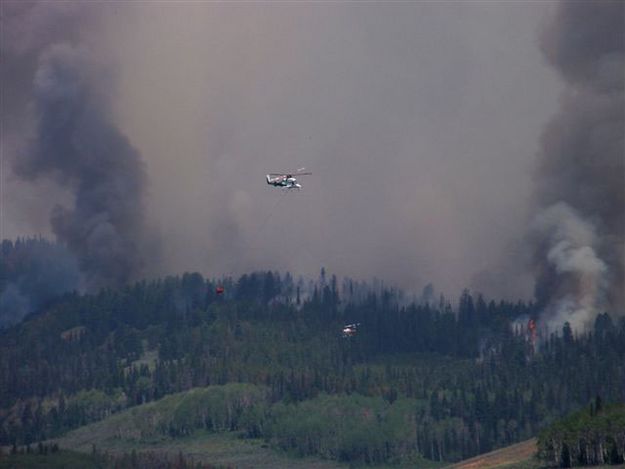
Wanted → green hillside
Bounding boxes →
[47,384,448,468]
[54,429,344,469]
[1,267,624,466]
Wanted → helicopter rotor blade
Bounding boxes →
[267,171,312,176]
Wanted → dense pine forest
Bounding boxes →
[538,401,625,467]
[1,238,624,466]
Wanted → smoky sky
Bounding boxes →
[2,2,568,299]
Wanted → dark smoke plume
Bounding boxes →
[2,3,151,292]
[12,43,148,289]
[531,0,624,330]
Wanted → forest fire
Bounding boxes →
[527,318,537,353]
[530,0,624,331]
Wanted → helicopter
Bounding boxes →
[266,168,312,190]
[342,323,360,338]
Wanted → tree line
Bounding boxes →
[538,400,625,467]
[0,254,624,464]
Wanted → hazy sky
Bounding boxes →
[2,2,564,299]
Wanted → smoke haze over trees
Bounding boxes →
[2,1,561,300]
[1,3,623,466]
[0,238,80,327]
[1,1,622,329]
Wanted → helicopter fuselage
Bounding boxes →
[266,175,301,189]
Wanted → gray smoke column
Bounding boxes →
[12,43,148,289]
[531,0,624,331]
